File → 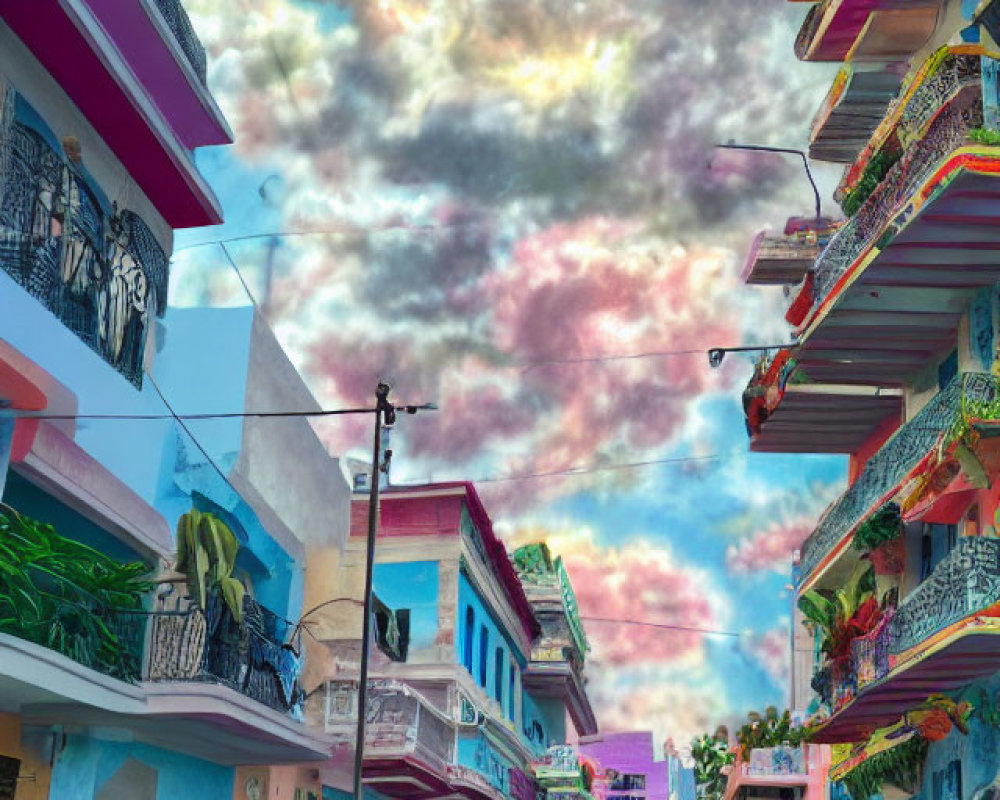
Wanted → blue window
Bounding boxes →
[507,663,515,721]
[494,647,504,702]
[478,624,488,687]
[463,606,475,674]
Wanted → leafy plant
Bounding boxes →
[691,730,734,800]
[841,148,902,217]
[853,504,902,553]
[798,562,879,659]
[174,509,245,622]
[839,735,927,800]
[737,707,805,758]
[0,504,152,681]
[969,127,1000,146]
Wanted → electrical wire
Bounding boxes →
[470,453,727,484]
[580,616,744,638]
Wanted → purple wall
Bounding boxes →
[580,731,669,800]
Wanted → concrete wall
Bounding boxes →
[48,735,234,800]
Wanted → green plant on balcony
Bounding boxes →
[0,504,152,681]
[799,562,880,660]
[969,127,1000,146]
[839,734,928,800]
[852,503,904,603]
[737,707,805,759]
[174,509,245,622]
[840,148,901,217]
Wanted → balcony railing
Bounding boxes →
[798,373,999,579]
[324,679,455,768]
[742,746,808,777]
[0,85,169,387]
[890,537,1000,654]
[146,588,303,716]
[151,0,208,84]
[810,88,983,310]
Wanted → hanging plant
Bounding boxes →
[839,735,928,800]
[799,562,879,659]
[174,509,246,623]
[853,504,902,554]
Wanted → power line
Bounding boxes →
[470,453,727,484]
[1,405,428,421]
[581,616,742,638]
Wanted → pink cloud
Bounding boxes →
[726,518,814,574]
[745,627,790,687]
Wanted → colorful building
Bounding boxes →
[579,731,669,800]
[0,2,354,797]
[741,3,1000,800]
[302,481,598,800]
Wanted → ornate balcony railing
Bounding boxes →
[324,679,455,768]
[0,84,168,387]
[852,610,892,690]
[890,537,1000,654]
[146,588,303,716]
[151,0,208,85]
[743,746,808,777]
[798,373,995,579]
[810,89,983,308]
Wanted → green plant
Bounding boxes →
[798,562,878,659]
[174,509,245,622]
[841,148,901,217]
[839,735,928,800]
[0,504,152,681]
[691,731,734,800]
[853,504,902,553]
[969,127,1000,147]
[737,707,804,758]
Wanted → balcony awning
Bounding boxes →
[809,66,904,163]
[796,149,1000,387]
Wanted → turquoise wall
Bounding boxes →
[372,561,439,653]
[522,692,565,754]
[49,735,234,800]
[456,571,524,705]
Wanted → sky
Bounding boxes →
[173,0,852,748]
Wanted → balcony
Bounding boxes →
[810,537,1000,742]
[325,679,456,797]
[794,0,937,62]
[146,588,303,716]
[798,373,1000,583]
[724,746,828,800]
[742,230,824,285]
[149,0,207,84]
[0,92,169,387]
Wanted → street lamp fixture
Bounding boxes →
[707,343,795,369]
[715,142,822,223]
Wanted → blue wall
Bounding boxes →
[49,735,234,800]
[456,571,524,705]
[372,561,439,653]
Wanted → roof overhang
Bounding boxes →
[750,383,901,454]
[523,662,599,736]
[0,0,224,227]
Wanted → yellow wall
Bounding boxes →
[0,713,51,800]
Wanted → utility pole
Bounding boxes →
[353,382,396,800]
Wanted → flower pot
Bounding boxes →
[869,538,905,576]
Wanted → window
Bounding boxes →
[494,647,504,702]
[609,774,647,791]
[463,607,475,674]
[932,760,961,800]
[507,661,516,721]
[921,524,959,581]
[479,624,489,687]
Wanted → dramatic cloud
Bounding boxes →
[743,626,791,688]
[726,518,814,575]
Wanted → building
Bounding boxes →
[0,2,355,797]
[579,731,669,800]
[303,481,598,800]
[740,3,1000,800]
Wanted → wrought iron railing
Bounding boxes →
[324,680,455,768]
[743,746,808,777]
[0,83,168,387]
[811,90,983,307]
[799,373,985,579]
[151,0,208,84]
[146,587,303,715]
[852,610,893,690]
[890,537,1000,654]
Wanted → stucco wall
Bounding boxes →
[579,731,670,800]
[48,735,234,800]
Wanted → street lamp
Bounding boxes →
[715,142,822,223]
[707,344,795,369]
[353,383,436,800]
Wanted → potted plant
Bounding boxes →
[853,503,904,603]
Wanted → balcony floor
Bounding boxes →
[810,620,1000,743]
